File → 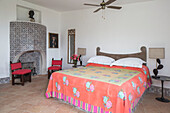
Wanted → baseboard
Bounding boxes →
[0,77,10,84]
[148,85,170,97]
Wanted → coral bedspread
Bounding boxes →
[46,63,151,113]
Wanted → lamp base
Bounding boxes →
[152,76,160,79]
[80,61,82,66]
[156,97,170,103]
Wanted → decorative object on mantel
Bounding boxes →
[17,5,41,23]
[71,54,80,68]
[49,33,58,48]
[77,48,86,66]
[29,10,35,22]
[149,48,165,79]
[84,0,122,13]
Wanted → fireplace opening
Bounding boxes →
[12,50,46,75]
[20,52,39,75]
[19,51,40,75]
[21,61,37,75]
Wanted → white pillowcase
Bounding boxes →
[110,58,146,68]
[87,56,115,65]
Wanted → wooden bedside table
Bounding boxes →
[72,65,85,68]
[152,75,170,103]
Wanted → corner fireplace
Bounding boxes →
[10,21,46,75]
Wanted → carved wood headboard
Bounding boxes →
[96,46,147,62]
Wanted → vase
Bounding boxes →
[73,60,77,68]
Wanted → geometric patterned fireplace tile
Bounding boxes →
[10,21,46,75]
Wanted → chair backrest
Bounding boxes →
[10,61,22,71]
[52,58,62,68]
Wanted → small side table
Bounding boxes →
[152,75,170,103]
[72,65,85,68]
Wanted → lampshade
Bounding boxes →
[77,48,86,56]
[149,48,165,59]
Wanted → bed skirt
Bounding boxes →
[46,83,151,113]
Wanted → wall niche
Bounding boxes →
[17,5,41,23]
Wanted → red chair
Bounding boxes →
[48,58,62,79]
[10,61,31,86]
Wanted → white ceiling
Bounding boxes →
[23,0,153,12]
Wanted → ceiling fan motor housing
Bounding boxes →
[100,1,106,9]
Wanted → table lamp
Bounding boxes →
[149,48,165,79]
[77,48,86,66]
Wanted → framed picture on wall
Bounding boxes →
[49,33,58,48]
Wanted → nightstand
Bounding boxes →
[152,75,170,103]
[72,65,85,68]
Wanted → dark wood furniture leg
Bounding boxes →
[48,70,51,79]
[21,75,24,86]
[20,76,22,82]
[29,73,31,82]
[155,80,170,103]
[12,75,14,85]
[48,70,57,79]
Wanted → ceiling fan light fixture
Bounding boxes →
[102,5,105,9]
[84,0,122,13]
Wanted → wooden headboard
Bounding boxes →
[96,46,147,62]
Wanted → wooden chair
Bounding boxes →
[48,58,62,79]
[10,61,31,86]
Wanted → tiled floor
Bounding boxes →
[0,75,170,113]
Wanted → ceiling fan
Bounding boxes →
[84,0,122,13]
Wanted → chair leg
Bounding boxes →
[12,75,14,85]
[21,75,24,86]
[20,76,22,82]
[48,70,51,79]
[29,73,31,82]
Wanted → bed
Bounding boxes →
[45,46,152,113]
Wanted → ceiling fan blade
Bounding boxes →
[84,3,100,7]
[107,6,122,9]
[105,0,116,5]
[93,8,102,13]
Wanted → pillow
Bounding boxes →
[110,58,146,68]
[87,56,115,65]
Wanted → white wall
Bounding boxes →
[0,0,16,78]
[60,0,170,88]
[0,0,61,78]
